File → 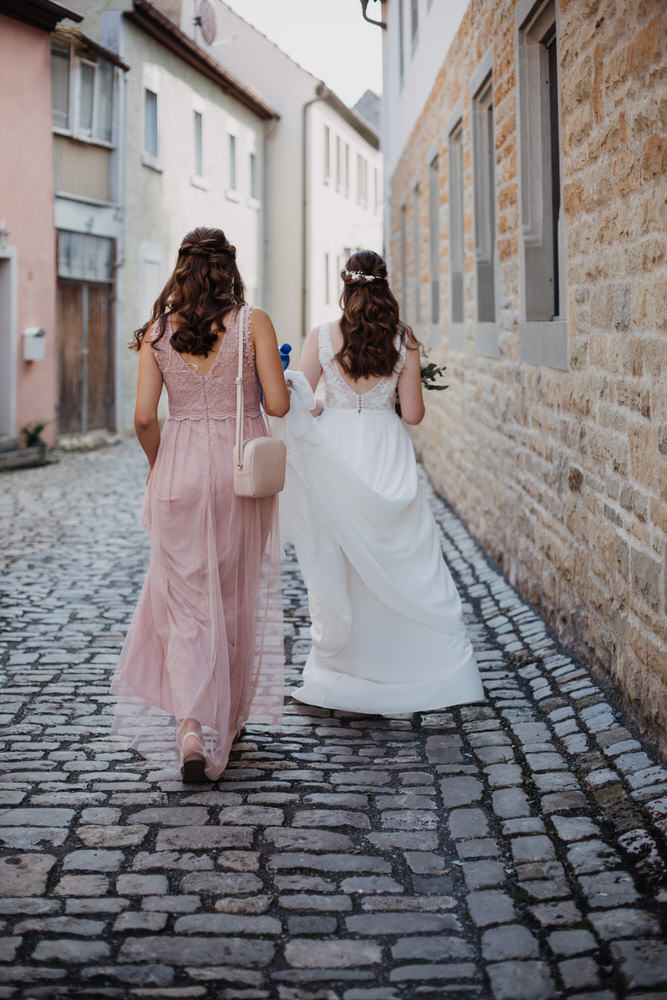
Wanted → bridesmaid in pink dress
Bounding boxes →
[110,228,289,782]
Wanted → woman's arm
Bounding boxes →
[250,309,290,417]
[134,330,163,478]
[299,327,323,392]
[396,336,425,425]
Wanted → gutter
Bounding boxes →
[301,84,329,342]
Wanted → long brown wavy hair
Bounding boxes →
[131,227,245,354]
[337,250,415,379]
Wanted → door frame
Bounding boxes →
[0,247,18,443]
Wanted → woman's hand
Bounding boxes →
[310,401,323,418]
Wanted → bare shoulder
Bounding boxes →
[248,307,274,336]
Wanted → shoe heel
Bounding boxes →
[181,755,207,783]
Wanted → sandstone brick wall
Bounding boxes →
[389,0,666,750]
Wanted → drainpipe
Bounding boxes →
[302,82,329,341]
[262,116,277,313]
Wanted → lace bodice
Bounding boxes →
[152,304,261,421]
[318,323,406,412]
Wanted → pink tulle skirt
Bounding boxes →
[110,415,284,779]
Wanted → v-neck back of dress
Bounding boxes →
[319,322,406,412]
[152,305,261,421]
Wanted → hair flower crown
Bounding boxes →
[342,268,380,282]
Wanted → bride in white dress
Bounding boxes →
[273,250,485,715]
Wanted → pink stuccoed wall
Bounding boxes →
[0,13,58,446]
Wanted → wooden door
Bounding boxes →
[57,280,114,434]
[86,283,113,431]
[57,280,83,434]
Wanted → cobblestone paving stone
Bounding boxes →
[0,438,666,1000]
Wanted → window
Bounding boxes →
[411,0,419,53]
[324,125,330,183]
[374,167,380,215]
[50,43,113,143]
[519,0,562,323]
[228,133,237,190]
[249,151,258,199]
[472,73,496,326]
[335,135,342,190]
[51,44,70,129]
[398,0,405,86]
[400,203,408,317]
[428,154,440,327]
[357,154,368,206]
[144,89,158,158]
[344,143,350,197]
[448,121,465,327]
[325,253,330,305]
[78,61,95,135]
[193,111,203,177]
[412,184,420,326]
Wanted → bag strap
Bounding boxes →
[235,304,246,466]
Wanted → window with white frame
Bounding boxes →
[324,125,330,184]
[335,135,342,191]
[518,0,562,323]
[193,110,203,177]
[144,88,158,159]
[344,143,350,197]
[410,0,419,53]
[398,0,405,87]
[356,154,368,206]
[50,42,113,143]
[428,154,440,326]
[374,167,380,214]
[228,133,237,190]
[249,151,258,199]
[324,253,330,305]
[448,121,465,326]
[412,183,421,326]
[472,72,496,325]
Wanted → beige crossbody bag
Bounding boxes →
[232,306,287,499]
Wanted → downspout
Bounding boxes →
[262,115,277,313]
[301,82,329,341]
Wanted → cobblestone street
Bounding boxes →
[0,438,666,1000]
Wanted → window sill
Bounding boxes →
[142,152,163,173]
[53,128,114,150]
[191,174,209,190]
[225,188,241,203]
[474,322,500,359]
[520,319,569,370]
[448,322,467,352]
[247,196,261,211]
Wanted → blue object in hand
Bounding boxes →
[279,343,292,371]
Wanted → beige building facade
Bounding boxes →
[383,0,666,748]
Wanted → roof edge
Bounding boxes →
[316,82,379,149]
[125,0,279,121]
[0,0,82,31]
[52,26,130,71]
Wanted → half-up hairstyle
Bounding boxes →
[131,227,245,354]
[337,250,415,379]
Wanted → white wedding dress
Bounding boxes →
[271,323,485,715]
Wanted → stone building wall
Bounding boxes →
[389,0,666,749]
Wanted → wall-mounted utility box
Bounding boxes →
[22,327,45,362]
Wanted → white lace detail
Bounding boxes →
[318,324,406,412]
